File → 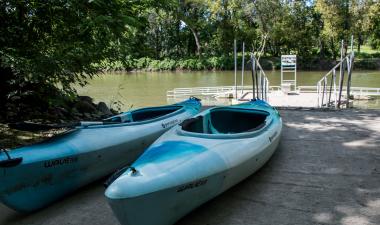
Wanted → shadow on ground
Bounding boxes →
[177,109,380,225]
[0,109,379,225]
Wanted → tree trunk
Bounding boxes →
[319,39,325,58]
[188,26,201,56]
[357,34,362,53]
[330,38,336,59]
[155,28,160,59]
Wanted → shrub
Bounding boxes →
[159,59,177,70]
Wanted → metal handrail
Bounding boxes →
[251,54,269,101]
[317,50,354,108]
[317,37,355,109]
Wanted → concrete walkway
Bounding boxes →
[234,91,323,108]
[233,91,343,108]
[1,109,380,225]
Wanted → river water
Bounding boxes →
[77,70,380,110]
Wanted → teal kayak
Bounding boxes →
[0,98,201,212]
[105,99,282,225]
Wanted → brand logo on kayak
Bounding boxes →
[177,179,208,192]
[269,131,278,142]
[44,157,78,168]
[161,119,180,128]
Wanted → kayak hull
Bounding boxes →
[0,99,201,212]
[106,100,282,225]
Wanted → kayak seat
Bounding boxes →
[131,106,182,122]
[208,108,268,134]
[104,113,133,123]
[181,109,268,134]
[180,116,204,133]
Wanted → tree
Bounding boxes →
[315,0,352,58]
[366,2,380,50]
[0,0,142,118]
[178,0,207,56]
[351,0,373,52]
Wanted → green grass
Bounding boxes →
[354,45,380,59]
[359,45,380,54]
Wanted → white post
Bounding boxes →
[324,76,328,105]
[281,56,283,90]
[333,69,337,108]
[317,82,320,107]
[259,70,262,99]
[241,42,245,95]
[295,56,297,92]
[234,39,237,99]
[339,40,344,89]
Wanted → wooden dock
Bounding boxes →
[1,108,379,225]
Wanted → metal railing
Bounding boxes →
[317,39,355,109]
[167,54,270,102]
[167,85,380,100]
[250,54,269,101]
[350,87,380,96]
[167,86,236,98]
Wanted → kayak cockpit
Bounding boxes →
[103,105,183,123]
[181,108,269,134]
[131,106,182,122]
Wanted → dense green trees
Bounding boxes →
[127,0,379,61]
[2,1,133,87]
[0,0,146,119]
[1,0,379,120]
[367,2,380,49]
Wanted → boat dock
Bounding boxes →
[168,41,379,109]
[1,108,379,225]
[167,85,380,108]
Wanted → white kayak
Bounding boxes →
[105,99,282,225]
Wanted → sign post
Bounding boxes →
[281,55,297,94]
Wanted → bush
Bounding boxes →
[206,57,218,69]
[159,59,177,70]
[148,60,161,71]
[177,59,203,70]
[354,59,380,70]
[97,59,125,71]
[97,54,380,71]
[135,57,152,69]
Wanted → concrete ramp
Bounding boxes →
[1,109,380,225]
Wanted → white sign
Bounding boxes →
[281,55,297,66]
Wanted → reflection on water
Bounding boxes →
[76,70,380,110]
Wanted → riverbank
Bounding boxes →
[1,108,379,225]
[98,56,380,72]
[0,123,69,149]
[0,95,118,149]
